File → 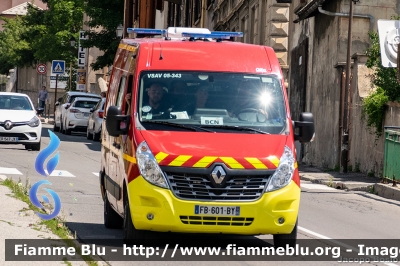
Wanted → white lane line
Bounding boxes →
[299,226,396,266]
[0,167,23,175]
[301,183,335,190]
[92,172,99,177]
[44,170,75,177]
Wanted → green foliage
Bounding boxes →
[82,0,124,70]
[362,87,388,137]
[363,24,400,137]
[0,16,34,74]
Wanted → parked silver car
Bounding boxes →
[54,91,101,133]
[87,98,105,141]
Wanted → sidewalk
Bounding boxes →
[299,164,400,201]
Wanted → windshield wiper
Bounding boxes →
[142,120,215,132]
[199,125,270,134]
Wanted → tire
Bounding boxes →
[53,121,59,132]
[65,126,72,135]
[93,127,100,141]
[104,193,123,229]
[87,128,93,140]
[24,145,31,150]
[31,141,41,151]
[123,192,146,244]
[273,219,298,248]
[60,119,64,134]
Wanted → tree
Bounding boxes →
[0,16,34,74]
[82,0,124,70]
[24,0,84,64]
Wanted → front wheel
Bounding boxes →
[273,219,297,248]
[104,193,123,229]
[123,194,147,244]
[31,141,41,151]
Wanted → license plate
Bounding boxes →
[194,205,240,216]
[0,137,18,142]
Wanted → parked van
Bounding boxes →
[100,27,314,247]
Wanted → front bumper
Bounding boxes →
[127,176,300,235]
[0,124,41,144]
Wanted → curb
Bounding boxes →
[300,173,375,192]
[374,183,400,201]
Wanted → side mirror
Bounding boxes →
[55,102,60,106]
[36,108,44,115]
[89,108,94,113]
[294,112,315,143]
[106,106,130,137]
[64,104,70,110]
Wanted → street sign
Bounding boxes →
[36,64,47,75]
[51,60,65,74]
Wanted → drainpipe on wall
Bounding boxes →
[317,6,374,32]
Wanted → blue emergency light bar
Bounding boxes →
[126,28,166,35]
[211,31,244,37]
[181,32,232,39]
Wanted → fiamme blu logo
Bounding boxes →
[29,130,61,220]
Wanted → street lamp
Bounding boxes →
[69,37,76,91]
[116,24,124,39]
[341,0,359,173]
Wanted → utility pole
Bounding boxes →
[341,0,357,173]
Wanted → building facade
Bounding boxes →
[288,0,400,174]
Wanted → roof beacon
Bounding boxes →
[127,28,166,36]
[181,32,234,41]
[211,31,244,37]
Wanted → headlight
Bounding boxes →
[265,146,295,192]
[136,141,169,189]
[28,116,40,127]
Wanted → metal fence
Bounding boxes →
[383,126,400,186]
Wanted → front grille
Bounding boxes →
[0,132,28,140]
[166,172,270,201]
[180,216,254,226]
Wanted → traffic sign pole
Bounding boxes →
[55,74,59,116]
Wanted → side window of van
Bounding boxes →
[116,76,127,108]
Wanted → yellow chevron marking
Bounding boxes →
[219,157,244,169]
[123,153,137,164]
[267,156,280,167]
[294,161,298,168]
[169,155,192,167]
[193,156,218,168]
[155,152,169,163]
[245,158,268,169]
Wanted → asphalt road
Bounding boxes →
[1,124,400,266]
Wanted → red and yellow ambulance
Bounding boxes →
[100,27,314,247]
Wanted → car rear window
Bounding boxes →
[74,101,98,109]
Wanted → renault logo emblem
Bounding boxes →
[4,120,13,130]
[211,166,226,184]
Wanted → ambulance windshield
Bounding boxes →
[137,71,287,135]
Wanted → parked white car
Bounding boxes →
[0,92,42,150]
[87,98,105,141]
[62,97,100,135]
[54,91,101,133]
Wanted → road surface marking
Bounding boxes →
[44,170,75,177]
[92,172,99,177]
[0,167,22,175]
[301,183,335,190]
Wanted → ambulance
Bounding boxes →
[100,27,314,247]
